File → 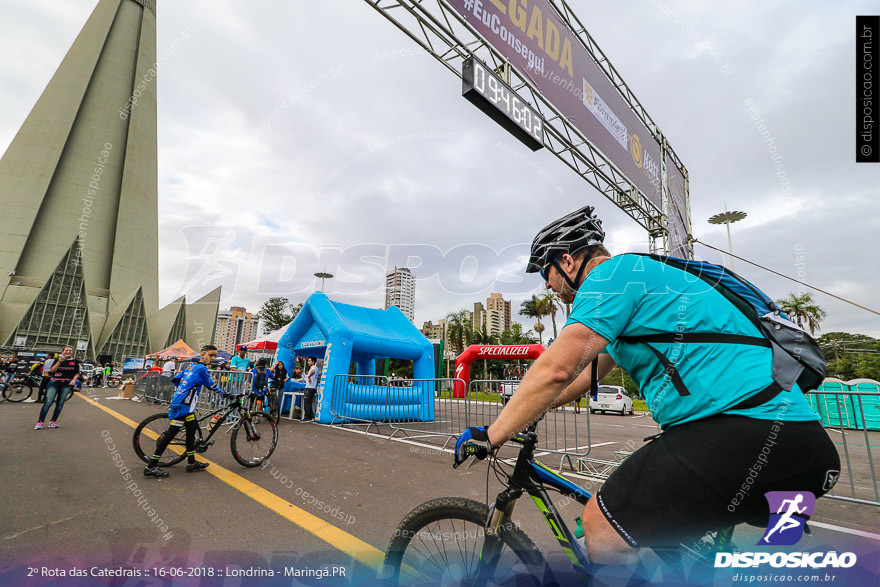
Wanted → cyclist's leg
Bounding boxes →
[147,419,185,467]
[49,385,72,422]
[581,498,639,565]
[183,414,199,464]
[37,381,60,424]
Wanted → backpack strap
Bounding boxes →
[621,333,770,347]
[728,381,784,410]
[590,357,598,400]
[619,334,779,405]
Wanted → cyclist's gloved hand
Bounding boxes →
[454,426,495,468]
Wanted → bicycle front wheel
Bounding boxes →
[107,377,121,388]
[3,383,33,402]
[132,413,187,467]
[383,497,551,586]
[230,413,278,467]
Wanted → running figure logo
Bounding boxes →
[759,491,816,546]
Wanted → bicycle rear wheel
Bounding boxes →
[3,383,33,402]
[383,497,551,586]
[132,413,188,466]
[107,376,121,388]
[230,413,278,467]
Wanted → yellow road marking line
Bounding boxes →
[77,395,386,571]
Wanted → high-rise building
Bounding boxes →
[0,0,219,360]
[214,307,260,354]
[484,293,512,337]
[384,267,415,322]
[472,302,485,333]
[420,319,448,341]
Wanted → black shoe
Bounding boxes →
[186,461,209,472]
[143,466,169,478]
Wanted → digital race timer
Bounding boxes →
[462,56,545,151]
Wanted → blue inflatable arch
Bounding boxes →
[276,292,435,424]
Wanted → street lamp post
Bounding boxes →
[314,272,334,292]
[708,206,747,269]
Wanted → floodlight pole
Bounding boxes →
[708,206,747,270]
[314,271,334,292]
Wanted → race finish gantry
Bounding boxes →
[276,292,435,424]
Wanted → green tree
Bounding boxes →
[542,291,563,339]
[445,309,474,355]
[256,297,297,332]
[519,295,551,345]
[776,292,826,335]
[817,332,880,381]
[499,323,537,345]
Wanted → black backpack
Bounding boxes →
[254,367,267,388]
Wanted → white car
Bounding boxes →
[590,385,634,415]
[500,382,519,405]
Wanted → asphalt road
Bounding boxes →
[1,388,877,586]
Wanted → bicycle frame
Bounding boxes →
[482,428,591,576]
[193,400,252,446]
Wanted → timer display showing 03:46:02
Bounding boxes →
[462,57,544,151]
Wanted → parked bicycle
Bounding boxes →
[1,373,41,402]
[132,393,278,468]
[383,423,732,585]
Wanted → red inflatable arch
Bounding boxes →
[453,344,545,397]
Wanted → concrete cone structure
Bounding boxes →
[0,0,218,360]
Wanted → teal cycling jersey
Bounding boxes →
[565,254,820,429]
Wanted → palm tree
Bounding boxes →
[520,295,551,345]
[542,291,563,339]
[533,322,546,345]
[776,292,826,335]
[445,309,474,355]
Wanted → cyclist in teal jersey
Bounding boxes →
[456,206,840,566]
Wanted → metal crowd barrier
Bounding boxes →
[329,374,389,433]
[468,380,593,470]
[133,369,254,412]
[388,378,466,449]
[808,389,880,507]
[133,371,176,403]
[328,375,466,447]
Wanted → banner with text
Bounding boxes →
[450,0,665,208]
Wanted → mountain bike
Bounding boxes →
[132,393,278,468]
[382,423,734,585]
[2,373,40,402]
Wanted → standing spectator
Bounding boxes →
[303,357,318,421]
[269,360,287,418]
[94,362,104,387]
[34,346,80,429]
[250,358,272,415]
[163,357,176,375]
[38,353,57,402]
[230,346,252,372]
[25,354,55,403]
[102,363,112,388]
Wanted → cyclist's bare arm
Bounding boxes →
[488,322,609,446]
[549,353,616,409]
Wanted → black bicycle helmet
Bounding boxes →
[526,205,605,274]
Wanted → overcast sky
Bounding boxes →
[1,0,878,338]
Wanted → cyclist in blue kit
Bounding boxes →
[456,206,840,567]
[144,345,226,477]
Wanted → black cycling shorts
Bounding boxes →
[595,414,840,548]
